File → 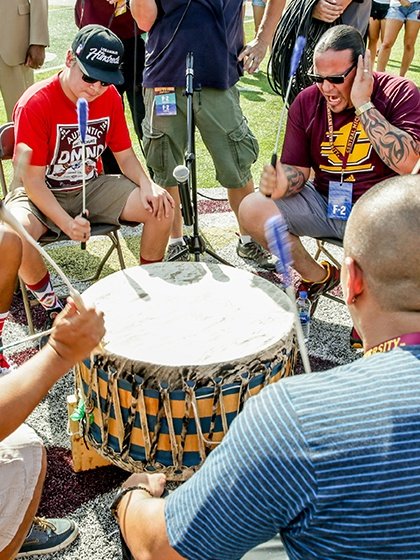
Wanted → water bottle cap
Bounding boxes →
[299,291,308,298]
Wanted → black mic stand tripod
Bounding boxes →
[168,52,232,265]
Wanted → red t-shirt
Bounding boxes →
[13,74,132,192]
[281,72,420,201]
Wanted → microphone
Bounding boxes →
[173,165,193,226]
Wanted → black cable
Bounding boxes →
[143,0,193,69]
[268,0,341,105]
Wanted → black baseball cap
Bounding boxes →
[72,24,124,86]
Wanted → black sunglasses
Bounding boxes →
[81,73,111,87]
[308,63,356,85]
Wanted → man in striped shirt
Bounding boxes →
[113,173,420,559]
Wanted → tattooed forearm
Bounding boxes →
[360,108,419,174]
[283,165,306,197]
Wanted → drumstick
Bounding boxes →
[271,36,306,169]
[0,327,54,353]
[411,157,420,175]
[77,98,89,250]
[0,144,85,312]
[265,215,311,374]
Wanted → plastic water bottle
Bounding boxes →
[297,291,310,342]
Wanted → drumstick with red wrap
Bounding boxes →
[265,214,311,374]
[77,97,89,250]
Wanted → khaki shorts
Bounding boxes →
[0,424,43,552]
[5,175,137,238]
[142,86,259,188]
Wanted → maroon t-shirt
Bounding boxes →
[75,0,141,40]
[281,72,420,201]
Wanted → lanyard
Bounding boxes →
[327,108,359,182]
[364,332,420,358]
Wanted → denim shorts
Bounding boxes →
[371,1,390,20]
[386,2,420,21]
[252,0,267,6]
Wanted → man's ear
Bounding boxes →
[65,50,74,68]
[342,256,364,306]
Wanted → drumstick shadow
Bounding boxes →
[121,269,151,300]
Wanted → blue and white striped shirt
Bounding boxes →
[165,346,420,559]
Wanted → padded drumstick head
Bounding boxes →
[77,98,89,144]
[265,214,293,286]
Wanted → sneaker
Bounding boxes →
[17,517,78,557]
[350,326,363,349]
[38,308,61,350]
[297,260,341,305]
[165,241,190,262]
[236,240,276,271]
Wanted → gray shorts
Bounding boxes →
[0,424,43,552]
[275,182,347,239]
[5,174,137,238]
[142,85,259,188]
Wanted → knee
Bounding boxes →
[238,192,262,228]
[0,227,22,265]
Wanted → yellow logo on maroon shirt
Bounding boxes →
[320,121,374,174]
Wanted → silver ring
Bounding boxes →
[363,69,369,73]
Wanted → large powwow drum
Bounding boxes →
[75,263,297,480]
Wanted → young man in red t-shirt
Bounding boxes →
[1,25,174,365]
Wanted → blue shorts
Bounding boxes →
[386,2,420,21]
[252,0,266,6]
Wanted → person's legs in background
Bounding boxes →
[399,13,420,76]
[376,5,404,71]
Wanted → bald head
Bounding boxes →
[344,174,420,312]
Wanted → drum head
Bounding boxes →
[82,263,295,384]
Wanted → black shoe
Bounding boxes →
[38,308,62,350]
[17,517,78,557]
[236,240,276,271]
[350,326,363,349]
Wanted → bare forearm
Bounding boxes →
[255,0,286,47]
[283,164,306,197]
[115,148,152,190]
[25,181,72,231]
[360,109,420,174]
[130,0,158,31]
[0,346,73,440]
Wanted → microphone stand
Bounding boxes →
[169,52,232,265]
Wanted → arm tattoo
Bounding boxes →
[283,165,306,196]
[360,108,419,173]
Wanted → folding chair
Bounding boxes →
[310,236,345,315]
[0,121,128,334]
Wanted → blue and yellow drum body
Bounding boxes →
[75,263,297,480]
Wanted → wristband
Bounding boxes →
[110,485,154,520]
[355,101,374,117]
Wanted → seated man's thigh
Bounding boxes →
[84,175,137,224]
[0,424,43,552]
[4,188,48,239]
[275,183,346,239]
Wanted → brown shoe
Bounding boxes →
[296,261,341,305]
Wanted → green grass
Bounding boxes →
[1,7,419,191]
